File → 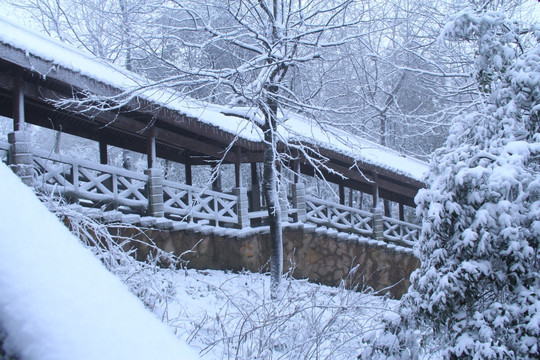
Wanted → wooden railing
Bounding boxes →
[305,196,374,237]
[163,180,239,227]
[32,149,148,210]
[2,141,420,247]
[382,216,421,246]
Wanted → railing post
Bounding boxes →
[145,168,164,217]
[233,187,250,228]
[8,131,33,186]
[372,206,384,241]
[292,182,306,223]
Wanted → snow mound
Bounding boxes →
[0,162,198,360]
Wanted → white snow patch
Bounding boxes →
[0,162,199,360]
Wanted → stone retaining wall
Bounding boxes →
[124,225,419,298]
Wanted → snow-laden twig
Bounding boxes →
[165,270,395,360]
[39,193,182,311]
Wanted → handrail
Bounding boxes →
[305,195,374,236]
[163,179,238,226]
[8,146,420,246]
[32,148,147,181]
[32,150,148,209]
[382,216,421,246]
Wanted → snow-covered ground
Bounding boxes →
[150,268,395,359]
[0,162,198,360]
[0,161,396,359]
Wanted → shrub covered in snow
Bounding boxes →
[360,7,540,360]
[44,198,181,311]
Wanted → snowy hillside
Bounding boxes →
[0,162,198,360]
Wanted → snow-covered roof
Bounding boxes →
[0,16,428,182]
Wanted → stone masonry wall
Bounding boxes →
[124,225,420,299]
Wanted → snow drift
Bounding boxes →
[0,162,198,360]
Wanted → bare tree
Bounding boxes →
[1,0,165,70]
[333,0,473,158]
[120,0,365,297]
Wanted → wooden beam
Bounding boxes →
[378,188,416,207]
[153,127,234,163]
[316,146,425,188]
[17,81,235,163]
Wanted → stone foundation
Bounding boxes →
[123,225,419,298]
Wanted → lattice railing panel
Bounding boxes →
[32,149,148,209]
[306,196,374,236]
[163,180,238,226]
[383,216,421,246]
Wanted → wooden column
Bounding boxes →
[292,155,300,183]
[399,202,405,221]
[372,173,379,209]
[13,74,25,131]
[145,127,164,217]
[211,163,222,192]
[99,140,108,165]
[235,147,242,188]
[250,162,261,211]
[278,163,289,223]
[146,127,156,169]
[339,183,345,205]
[384,199,391,217]
[98,140,112,198]
[185,153,192,186]
[9,75,33,185]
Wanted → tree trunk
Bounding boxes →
[262,87,283,299]
[263,139,282,299]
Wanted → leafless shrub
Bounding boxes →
[172,273,393,360]
[40,193,180,311]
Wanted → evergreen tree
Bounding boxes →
[361,7,540,360]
